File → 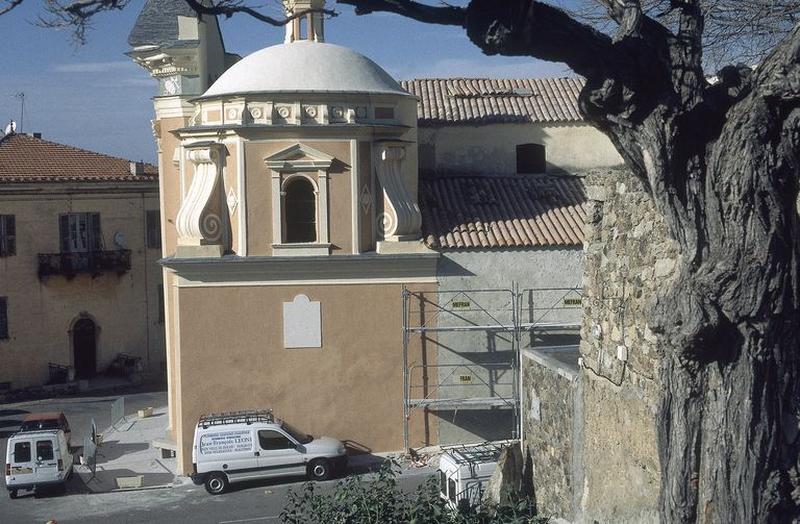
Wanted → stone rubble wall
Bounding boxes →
[521,169,679,523]
[577,169,679,523]
[522,349,581,520]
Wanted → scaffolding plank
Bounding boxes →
[407,324,515,333]
[407,397,518,409]
[407,322,580,333]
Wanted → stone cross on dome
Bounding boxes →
[284,0,326,43]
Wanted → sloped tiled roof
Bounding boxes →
[420,175,586,249]
[0,133,158,183]
[400,78,585,126]
[128,0,200,48]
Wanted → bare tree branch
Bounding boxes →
[0,0,25,16]
[338,0,465,26]
[34,0,337,43]
[183,0,337,26]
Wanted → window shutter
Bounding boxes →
[89,213,102,251]
[6,216,15,256]
[59,215,70,253]
[147,210,161,249]
[0,297,8,340]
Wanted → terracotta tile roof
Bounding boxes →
[400,77,585,126]
[0,133,157,183]
[420,175,587,249]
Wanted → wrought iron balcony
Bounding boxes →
[37,250,132,279]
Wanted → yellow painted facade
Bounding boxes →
[0,183,165,389]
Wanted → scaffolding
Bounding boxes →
[402,284,582,450]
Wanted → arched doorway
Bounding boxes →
[73,318,97,379]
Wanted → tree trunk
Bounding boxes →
[650,32,800,520]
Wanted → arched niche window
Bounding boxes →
[283,177,317,243]
[516,143,546,174]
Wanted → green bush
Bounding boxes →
[281,461,547,524]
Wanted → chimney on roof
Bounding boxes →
[26,132,41,139]
[130,161,145,175]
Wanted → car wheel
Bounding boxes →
[9,490,17,499]
[204,472,229,495]
[308,459,332,481]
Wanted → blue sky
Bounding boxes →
[0,1,575,163]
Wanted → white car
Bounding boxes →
[5,429,74,499]
[191,410,347,494]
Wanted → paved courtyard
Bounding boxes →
[0,388,434,523]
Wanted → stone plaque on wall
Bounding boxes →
[530,395,541,422]
[283,294,322,348]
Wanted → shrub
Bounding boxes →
[281,461,547,524]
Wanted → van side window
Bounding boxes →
[258,430,294,450]
[14,442,31,462]
[448,478,456,502]
[36,441,54,461]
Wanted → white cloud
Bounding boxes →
[53,61,136,73]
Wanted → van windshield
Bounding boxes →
[281,423,313,444]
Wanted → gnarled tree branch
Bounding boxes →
[183,0,337,25]
[338,0,465,26]
[0,0,25,16]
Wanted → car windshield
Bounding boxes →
[281,422,313,444]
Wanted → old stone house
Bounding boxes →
[0,132,165,392]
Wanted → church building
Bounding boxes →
[129,0,438,473]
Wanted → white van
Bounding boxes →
[438,442,503,511]
[5,429,74,498]
[191,410,347,494]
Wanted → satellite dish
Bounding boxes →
[4,120,16,135]
[113,231,126,248]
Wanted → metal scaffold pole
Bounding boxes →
[402,285,410,451]
[401,283,584,451]
[512,282,520,441]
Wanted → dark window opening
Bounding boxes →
[258,430,294,450]
[57,213,102,272]
[284,178,317,243]
[0,215,15,257]
[73,317,97,379]
[146,210,161,249]
[516,143,546,174]
[0,297,8,340]
[36,440,54,461]
[374,107,395,120]
[14,442,31,463]
[59,213,102,253]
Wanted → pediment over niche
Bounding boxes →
[264,143,334,171]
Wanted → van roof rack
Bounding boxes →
[441,441,506,465]
[198,410,274,428]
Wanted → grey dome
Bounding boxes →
[202,41,410,98]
